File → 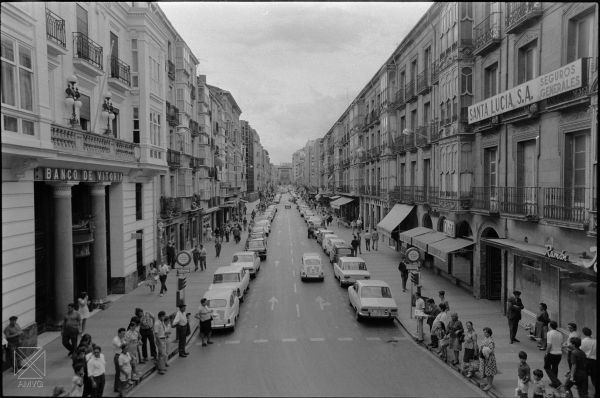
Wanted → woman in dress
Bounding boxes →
[479,327,498,391]
[117,343,133,397]
[462,321,478,377]
[531,303,550,349]
[446,313,464,366]
[124,321,141,381]
[147,262,158,293]
[77,292,90,333]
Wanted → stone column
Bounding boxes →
[52,183,76,323]
[90,183,109,306]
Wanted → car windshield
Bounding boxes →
[207,299,227,308]
[304,258,321,266]
[256,220,269,226]
[250,233,264,239]
[360,286,392,298]
[213,273,240,283]
[338,248,352,255]
[248,240,265,249]
[342,262,367,271]
[233,254,254,263]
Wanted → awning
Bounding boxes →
[427,237,474,261]
[239,199,248,203]
[330,196,354,210]
[399,226,435,245]
[376,204,414,236]
[203,206,220,215]
[329,195,341,200]
[412,231,448,252]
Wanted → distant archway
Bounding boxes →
[422,213,433,229]
[457,220,473,239]
[437,216,446,232]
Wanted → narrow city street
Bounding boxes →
[132,197,484,397]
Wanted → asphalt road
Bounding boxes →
[131,194,485,397]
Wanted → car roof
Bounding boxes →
[250,238,265,242]
[302,252,321,259]
[340,256,366,262]
[356,279,390,288]
[233,251,255,256]
[333,242,352,248]
[203,288,236,299]
[214,264,245,273]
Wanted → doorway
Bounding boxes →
[482,227,501,300]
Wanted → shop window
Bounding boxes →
[135,183,143,220]
[518,40,537,84]
[514,255,542,312]
[559,269,596,330]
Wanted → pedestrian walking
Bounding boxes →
[199,244,207,271]
[565,337,589,398]
[214,227,221,241]
[173,304,189,357]
[69,364,84,397]
[111,328,125,393]
[233,225,241,244]
[462,321,478,377]
[153,311,170,375]
[356,231,362,254]
[3,315,23,371]
[196,298,214,347]
[166,241,176,269]
[356,217,363,231]
[224,225,230,242]
[478,327,498,392]
[544,320,563,389]
[580,327,596,395]
[243,217,248,231]
[364,229,371,251]
[192,245,201,271]
[438,290,450,311]
[62,303,82,357]
[77,292,90,334]
[158,263,169,297]
[87,345,106,398]
[516,351,531,398]
[507,290,524,343]
[564,322,581,375]
[531,369,547,398]
[447,313,464,366]
[371,228,379,250]
[350,235,359,257]
[146,262,158,293]
[350,219,356,233]
[136,308,157,364]
[215,238,222,258]
[398,260,409,292]
[327,215,333,227]
[414,291,425,342]
[530,302,550,349]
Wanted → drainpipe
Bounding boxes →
[504,16,509,239]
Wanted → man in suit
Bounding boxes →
[507,290,524,343]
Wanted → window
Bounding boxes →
[517,140,536,188]
[149,55,160,93]
[484,63,498,98]
[131,39,138,87]
[160,175,166,196]
[423,102,431,125]
[135,183,143,220]
[79,94,90,131]
[110,107,119,138]
[565,132,588,204]
[133,107,140,143]
[399,163,406,187]
[568,11,594,62]
[150,111,161,146]
[76,4,88,35]
[411,161,417,185]
[170,175,176,197]
[518,41,537,84]
[2,36,33,112]
[410,109,417,130]
[484,147,497,195]
[399,116,406,137]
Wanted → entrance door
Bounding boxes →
[136,229,144,280]
[486,245,502,300]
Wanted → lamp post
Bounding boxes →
[101,92,115,136]
[65,75,82,127]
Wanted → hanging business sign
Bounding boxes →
[468,58,583,124]
[443,219,456,238]
[545,245,569,262]
[35,167,123,182]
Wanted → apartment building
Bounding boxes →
[304,2,597,331]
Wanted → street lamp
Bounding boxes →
[101,91,115,136]
[65,75,82,127]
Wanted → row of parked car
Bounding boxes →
[296,199,400,323]
[199,203,280,331]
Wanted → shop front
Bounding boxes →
[377,204,416,251]
[482,238,597,333]
[330,196,357,222]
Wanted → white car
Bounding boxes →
[325,237,345,256]
[334,257,371,287]
[209,264,250,302]
[202,288,240,330]
[307,216,324,229]
[254,220,271,235]
[300,253,324,282]
[321,234,338,251]
[348,280,398,322]
[315,229,334,244]
[231,251,261,278]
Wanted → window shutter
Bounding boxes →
[79,94,91,120]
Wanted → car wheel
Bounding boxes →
[339,278,344,288]
[355,308,362,322]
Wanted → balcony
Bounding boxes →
[414,186,431,203]
[167,104,179,127]
[472,187,500,213]
[404,133,416,152]
[431,61,439,84]
[50,124,139,163]
[160,196,196,218]
[167,149,181,168]
[499,187,539,218]
[108,56,131,91]
[506,2,543,34]
[545,57,597,111]
[73,33,103,76]
[433,188,473,211]
[46,8,67,56]
[416,69,430,95]
[406,80,417,102]
[416,126,430,147]
[401,186,415,204]
[474,12,502,56]
[395,85,406,109]
[430,122,441,142]
[392,138,405,154]
[543,187,590,226]
[168,60,175,81]
[190,157,207,170]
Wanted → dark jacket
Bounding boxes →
[398,262,409,277]
[507,296,524,320]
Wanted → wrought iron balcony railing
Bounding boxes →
[499,187,539,217]
[406,80,417,102]
[167,149,181,168]
[416,69,430,94]
[431,61,439,84]
[110,56,131,86]
[474,12,502,55]
[46,8,66,48]
[543,187,589,224]
[395,85,406,109]
[168,60,175,80]
[506,2,543,34]
[73,32,103,70]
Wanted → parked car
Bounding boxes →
[315,229,334,244]
[329,242,353,264]
[246,238,268,261]
[307,216,324,229]
[348,280,398,322]
[253,221,270,236]
[285,204,292,209]
[324,237,345,256]
[209,264,250,302]
[231,251,261,278]
[300,253,324,282]
[334,256,371,287]
[321,233,338,251]
[202,288,240,330]
[246,230,267,247]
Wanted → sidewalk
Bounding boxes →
[326,222,582,398]
[2,200,260,397]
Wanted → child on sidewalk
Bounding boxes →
[516,351,531,398]
[531,369,547,398]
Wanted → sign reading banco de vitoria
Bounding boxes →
[35,167,123,182]
[468,59,583,124]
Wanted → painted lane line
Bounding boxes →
[309,338,325,342]
[293,283,297,293]
[282,338,297,342]
[225,340,240,344]
[366,337,381,341]
[338,337,353,341]
[253,339,268,343]
[296,303,300,318]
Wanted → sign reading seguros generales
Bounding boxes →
[468,58,583,124]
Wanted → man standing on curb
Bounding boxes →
[507,290,524,343]
[136,308,157,363]
[398,260,409,292]
[153,311,169,375]
[199,244,207,271]
[172,304,189,358]
[192,245,201,272]
[111,328,126,393]
[371,228,379,251]
[414,291,425,342]
[3,315,23,371]
[544,320,563,389]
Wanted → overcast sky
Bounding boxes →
[160,2,433,164]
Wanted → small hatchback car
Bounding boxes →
[202,288,240,330]
[300,253,324,282]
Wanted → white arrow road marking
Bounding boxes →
[274,260,280,267]
[338,337,353,341]
[282,338,297,342]
[296,304,300,318]
[225,340,240,344]
[253,339,268,343]
[315,296,331,310]
[366,337,381,341]
[268,296,278,311]
[294,283,297,293]
[309,338,325,342]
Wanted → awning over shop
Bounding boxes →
[427,237,474,261]
[203,206,220,214]
[412,231,448,252]
[239,199,248,203]
[315,194,322,200]
[329,195,341,200]
[330,196,354,209]
[399,226,435,245]
[377,204,415,237]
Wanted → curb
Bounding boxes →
[393,316,501,398]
